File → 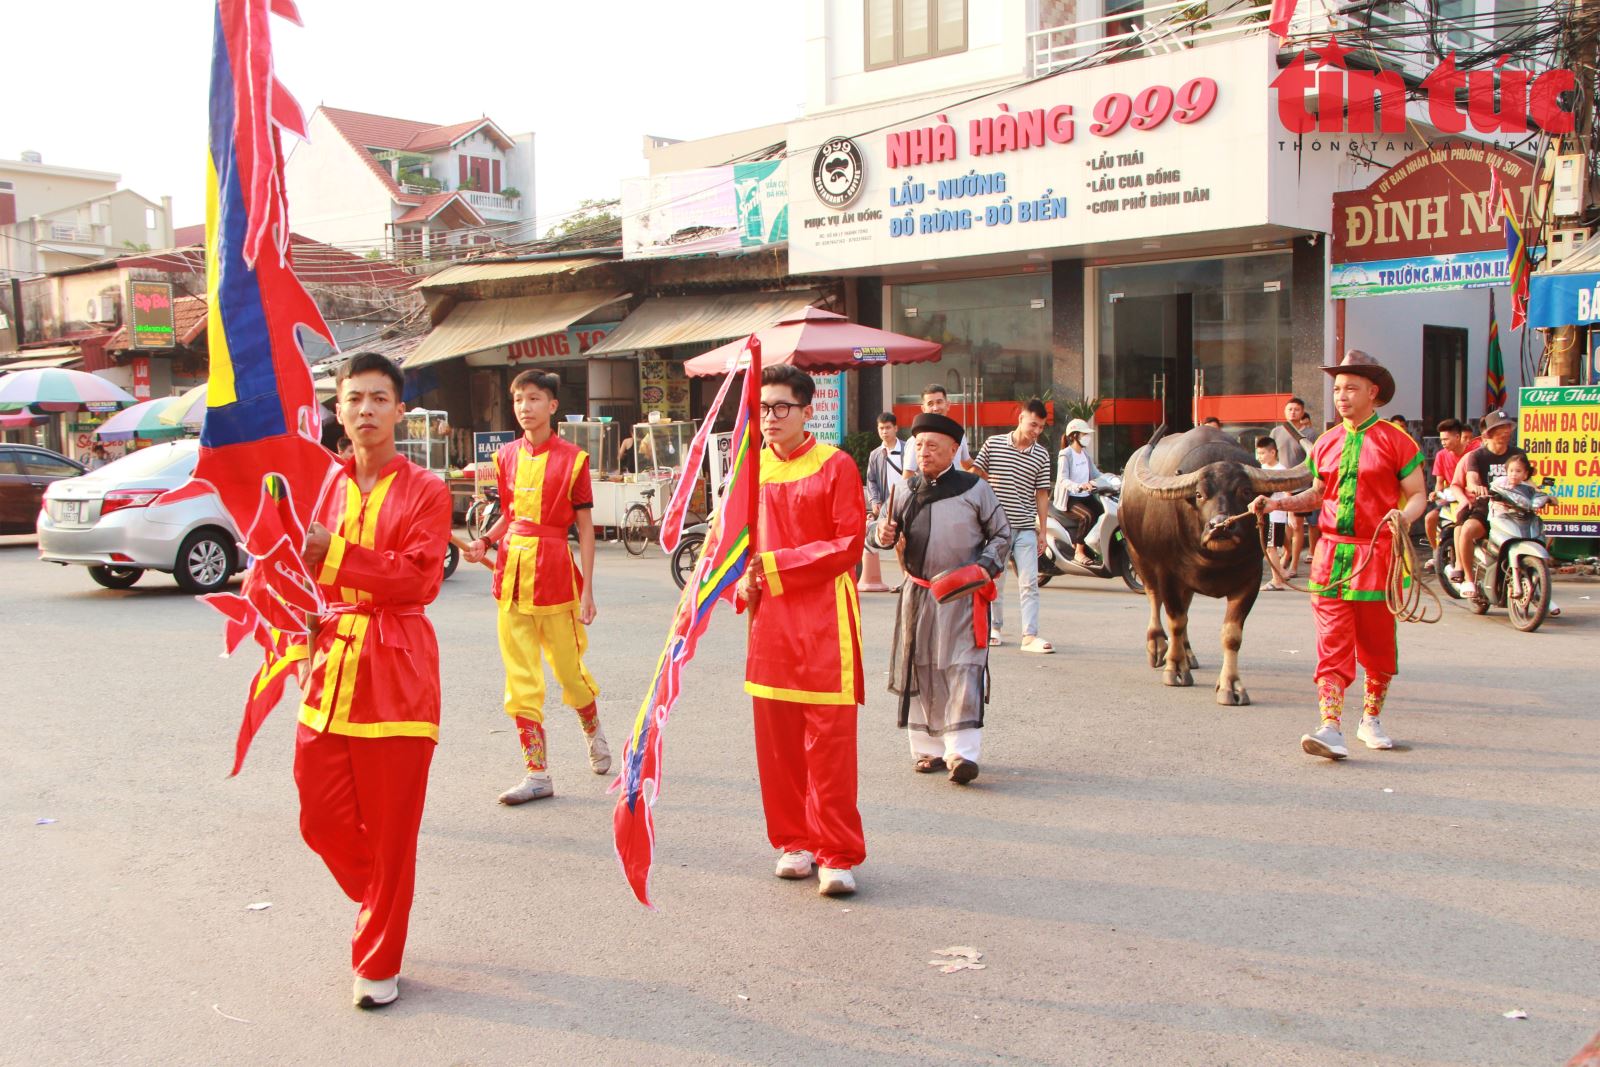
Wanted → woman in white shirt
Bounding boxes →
[1054,418,1102,565]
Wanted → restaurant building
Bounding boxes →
[783,0,1546,464]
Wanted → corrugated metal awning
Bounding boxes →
[406,289,628,370]
[586,290,818,356]
[413,256,613,291]
[0,353,82,371]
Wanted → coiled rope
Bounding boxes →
[1240,510,1441,624]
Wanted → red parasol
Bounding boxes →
[683,306,941,377]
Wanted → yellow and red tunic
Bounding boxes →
[298,454,453,741]
[745,435,867,706]
[1307,413,1424,601]
[492,434,593,615]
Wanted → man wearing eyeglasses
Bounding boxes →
[736,364,868,898]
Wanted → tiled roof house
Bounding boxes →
[285,107,535,259]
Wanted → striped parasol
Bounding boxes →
[94,396,195,441]
[156,382,209,429]
[0,367,138,412]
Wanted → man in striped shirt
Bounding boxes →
[973,398,1055,654]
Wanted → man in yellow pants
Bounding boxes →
[464,370,608,803]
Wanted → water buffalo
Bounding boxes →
[1120,427,1310,705]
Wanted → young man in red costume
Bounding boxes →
[298,352,453,1009]
[737,363,868,897]
[1252,350,1426,760]
[463,369,608,804]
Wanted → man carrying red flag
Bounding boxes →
[297,352,452,1009]
[737,364,868,897]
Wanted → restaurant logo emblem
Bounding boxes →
[813,137,864,209]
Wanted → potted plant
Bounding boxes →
[500,186,521,201]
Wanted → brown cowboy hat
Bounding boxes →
[1322,349,1395,406]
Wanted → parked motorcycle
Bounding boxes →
[466,485,501,542]
[1038,472,1143,593]
[1432,478,1556,632]
[671,522,709,589]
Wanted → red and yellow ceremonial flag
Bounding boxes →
[167,0,337,773]
[613,339,762,907]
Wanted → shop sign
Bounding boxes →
[1331,143,1536,272]
[1527,271,1600,329]
[805,372,847,446]
[1330,249,1511,298]
[132,356,151,400]
[639,358,690,420]
[473,430,518,465]
[622,169,740,260]
[1518,385,1600,536]
[1590,330,1600,386]
[505,322,620,363]
[129,281,175,350]
[734,160,788,247]
[787,37,1262,274]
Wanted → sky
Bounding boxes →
[0,0,805,235]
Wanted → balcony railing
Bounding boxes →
[1029,0,1268,76]
[461,190,520,216]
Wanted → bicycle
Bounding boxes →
[465,486,500,541]
[621,486,705,557]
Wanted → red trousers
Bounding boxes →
[1313,596,1397,691]
[293,725,434,980]
[752,698,866,870]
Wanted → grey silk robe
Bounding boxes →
[870,465,1011,733]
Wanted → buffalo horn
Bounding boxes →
[1125,447,1203,500]
[1246,465,1312,495]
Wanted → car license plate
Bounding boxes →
[58,500,81,522]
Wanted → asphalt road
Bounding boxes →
[2,537,1596,1066]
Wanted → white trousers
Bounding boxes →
[908,726,982,763]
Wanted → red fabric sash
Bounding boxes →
[508,519,568,540]
[907,574,998,649]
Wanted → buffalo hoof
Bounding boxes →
[1186,650,1201,670]
[1215,680,1251,706]
[1148,636,1168,669]
[1163,666,1194,688]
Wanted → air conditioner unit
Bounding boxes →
[84,296,116,322]
[1546,227,1592,268]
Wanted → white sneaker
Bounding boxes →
[586,726,612,775]
[1357,716,1394,750]
[498,772,554,805]
[817,866,857,896]
[1301,723,1349,760]
[774,850,815,879]
[353,974,399,1009]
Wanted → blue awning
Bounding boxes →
[1527,271,1600,328]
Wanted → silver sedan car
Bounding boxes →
[37,440,241,593]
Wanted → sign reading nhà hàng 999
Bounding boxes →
[1519,385,1600,537]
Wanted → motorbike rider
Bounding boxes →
[1449,410,1527,600]
[1424,418,1469,563]
[1054,419,1101,566]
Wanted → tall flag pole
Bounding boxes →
[612,338,762,907]
[163,0,338,774]
[1485,289,1507,412]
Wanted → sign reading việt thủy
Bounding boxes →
[1519,385,1600,537]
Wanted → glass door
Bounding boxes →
[1094,253,1293,469]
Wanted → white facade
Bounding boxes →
[0,157,172,278]
[284,111,397,251]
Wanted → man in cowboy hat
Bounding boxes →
[872,412,1011,784]
[1251,350,1427,760]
